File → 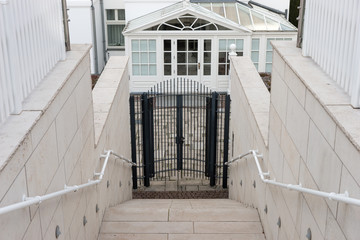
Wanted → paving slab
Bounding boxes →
[100,222,193,234]
[168,233,266,240]
[194,222,263,233]
[103,208,169,222]
[99,233,168,240]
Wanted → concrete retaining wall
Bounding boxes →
[229,41,360,240]
[0,45,132,240]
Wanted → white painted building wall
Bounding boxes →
[67,0,106,74]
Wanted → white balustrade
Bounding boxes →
[0,0,66,124]
[302,0,360,107]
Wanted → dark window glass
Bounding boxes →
[204,40,211,51]
[218,52,227,63]
[204,52,211,63]
[164,40,171,51]
[106,10,115,20]
[204,65,211,75]
[178,65,186,75]
[164,52,171,63]
[164,65,171,75]
[188,40,198,51]
[118,9,125,20]
[188,52,197,63]
[177,53,186,63]
[107,25,125,46]
[188,65,197,75]
[218,64,226,75]
[177,40,186,51]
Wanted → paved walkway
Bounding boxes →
[99,199,265,240]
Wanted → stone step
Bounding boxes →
[99,199,265,240]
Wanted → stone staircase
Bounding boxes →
[99,199,265,240]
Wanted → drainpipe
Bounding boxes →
[99,0,107,64]
[91,0,99,74]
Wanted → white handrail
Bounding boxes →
[228,150,360,207]
[0,150,135,216]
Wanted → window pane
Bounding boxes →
[140,40,148,51]
[254,63,259,70]
[132,53,140,63]
[164,52,171,63]
[267,39,274,50]
[218,52,227,63]
[188,52,197,63]
[252,38,260,50]
[204,40,211,51]
[236,39,243,51]
[265,63,272,73]
[219,40,227,51]
[188,65,197,75]
[149,40,156,51]
[141,53,148,63]
[164,65,171,75]
[141,65,148,75]
[178,65,186,75]
[204,65,211,75]
[106,10,115,20]
[212,3,224,17]
[149,65,156,75]
[177,53,186,63]
[218,64,226,75]
[149,52,156,63]
[132,40,139,51]
[266,51,273,62]
[132,65,140,75]
[118,9,125,20]
[236,52,244,57]
[177,40,186,51]
[251,52,259,63]
[107,25,125,46]
[188,40,198,51]
[164,40,171,51]
[204,52,211,63]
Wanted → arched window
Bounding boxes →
[145,15,231,31]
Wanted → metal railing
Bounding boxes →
[0,0,66,124]
[301,0,360,108]
[228,150,360,207]
[0,150,135,216]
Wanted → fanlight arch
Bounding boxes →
[145,14,231,31]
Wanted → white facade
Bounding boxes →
[124,1,297,93]
[67,0,106,74]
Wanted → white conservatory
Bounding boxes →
[123,0,297,92]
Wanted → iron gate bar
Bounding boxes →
[142,93,151,187]
[223,95,231,188]
[176,95,183,170]
[129,96,138,189]
[209,92,218,186]
[205,96,211,177]
[149,97,155,177]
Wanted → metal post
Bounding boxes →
[61,0,71,51]
[149,97,155,177]
[176,95,183,170]
[296,0,306,48]
[142,93,151,187]
[209,92,218,186]
[222,94,231,188]
[205,97,211,177]
[129,96,138,189]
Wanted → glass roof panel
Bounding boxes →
[265,17,280,30]
[211,3,225,17]
[251,11,267,30]
[125,1,296,33]
[224,3,239,24]
[237,4,253,29]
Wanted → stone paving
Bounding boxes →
[99,199,265,240]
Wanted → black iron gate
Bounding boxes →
[130,78,230,189]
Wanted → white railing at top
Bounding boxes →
[227,150,360,207]
[0,0,66,124]
[302,0,360,108]
[0,150,136,216]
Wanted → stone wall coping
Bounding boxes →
[230,56,270,147]
[272,41,360,151]
[0,44,91,172]
[92,56,129,145]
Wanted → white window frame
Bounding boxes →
[218,39,244,76]
[106,9,126,50]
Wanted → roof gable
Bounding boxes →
[124,1,251,34]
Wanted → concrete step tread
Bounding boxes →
[100,221,263,234]
[99,233,265,240]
